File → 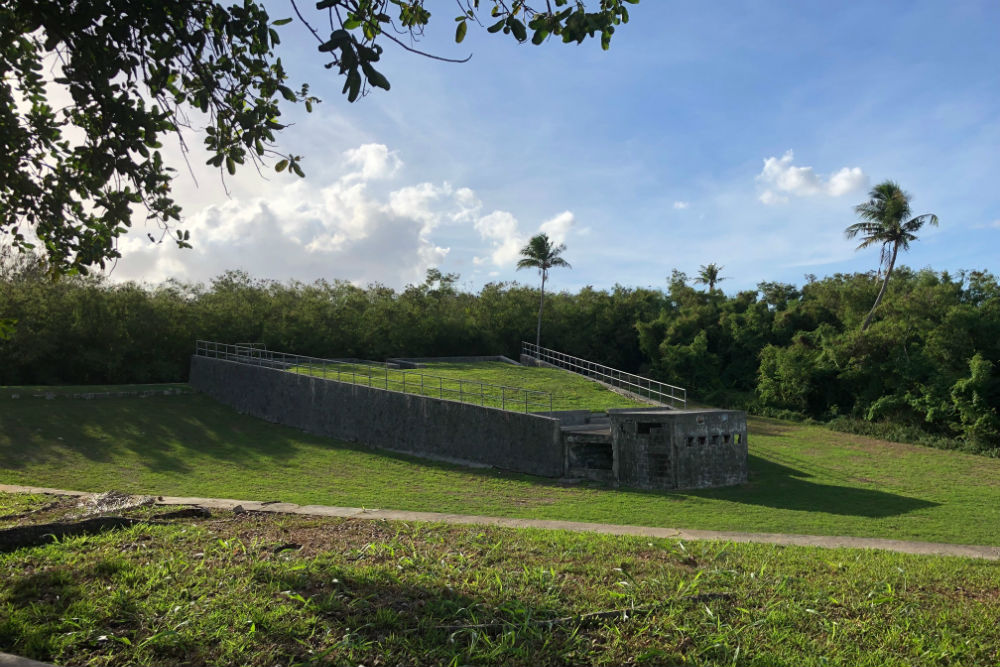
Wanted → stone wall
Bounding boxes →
[189,356,565,477]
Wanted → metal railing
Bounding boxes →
[195,341,553,413]
[521,341,687,409]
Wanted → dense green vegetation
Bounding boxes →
[3,492,999,667]
[3,391,1000,546]
[1,251,998,452]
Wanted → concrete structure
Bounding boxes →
[190,356,564,477]
[560,409,748,490]
[189,354,748,491]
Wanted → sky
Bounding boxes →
[108,0,1000,294]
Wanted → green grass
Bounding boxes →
[0,383,190,399]
[3,387,1000,546]
[290,361,648,412]
[2,493,999,667]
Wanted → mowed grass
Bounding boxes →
[291,361,648,412]
[0,383,190,399]
[2,493,1000,667]
[3,388,1000,546]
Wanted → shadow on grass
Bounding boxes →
[680,454,938,518]
[0,395,320,475]
[0,394,937,521]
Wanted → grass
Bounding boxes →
[3,386,1000,546]
[290,361,648,412]
[2,492,999,667]
[0,383,190,399]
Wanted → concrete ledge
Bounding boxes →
[0,652,61,667]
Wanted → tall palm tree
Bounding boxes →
[694,263,727,292]
[516,233,571,352]
[846,180,938,331]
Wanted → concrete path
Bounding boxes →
[3,483,999,561]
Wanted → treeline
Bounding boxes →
[639,269,1000,453]
[2,255,998,453]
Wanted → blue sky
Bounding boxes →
[112,0,1000,293]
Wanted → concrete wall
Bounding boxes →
[189,356,565,477]
[608,409,748,490]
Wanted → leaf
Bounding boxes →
[274,159,288,173]
[508,18,527,42]
[272,17,293,26]
[455,20,468,44]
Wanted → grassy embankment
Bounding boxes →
[289,360,649,412]
[2,492,999,667]
[2,363,999,545]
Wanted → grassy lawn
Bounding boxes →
[291,361,648,412]
[2,388,1000,546]
[0,383,190,399]
[2,493,999,667]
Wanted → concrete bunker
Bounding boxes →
[560,408,748,490]
[190,342,748,492]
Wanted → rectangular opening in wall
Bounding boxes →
[711,434,720,445]
[637,422,658,435]
[686,436,694,447]
[697,435,706,445]
[723,433,731,443]
[735,433,742,444]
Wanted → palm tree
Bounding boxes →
[694,263,727,292]
[516,233,571,352]
[846,180,938,331]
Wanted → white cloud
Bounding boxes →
[342,143,401,181]
[826,167,868,197]
[472,210,576,267]
[474,211,523,267]
[110,144,466,287]
[673,201,690,210]
[539,211,575,245]
[756,150,868,205]
[758,190,789,206]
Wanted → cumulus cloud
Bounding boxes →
[756,150,867,205]
[342,143,401,181]
[473,211,523,267]
[673,201,690,210]
[473,210,576,267]
[539,211,574,245]
[111,144,467,287]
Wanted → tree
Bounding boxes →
[845,181,938,331]
[517,233,571,352]
[1,1,638,275]
[694,263,727,292]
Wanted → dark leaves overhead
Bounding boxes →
[1,0,637,274]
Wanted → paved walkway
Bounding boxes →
[3,483,999,561]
